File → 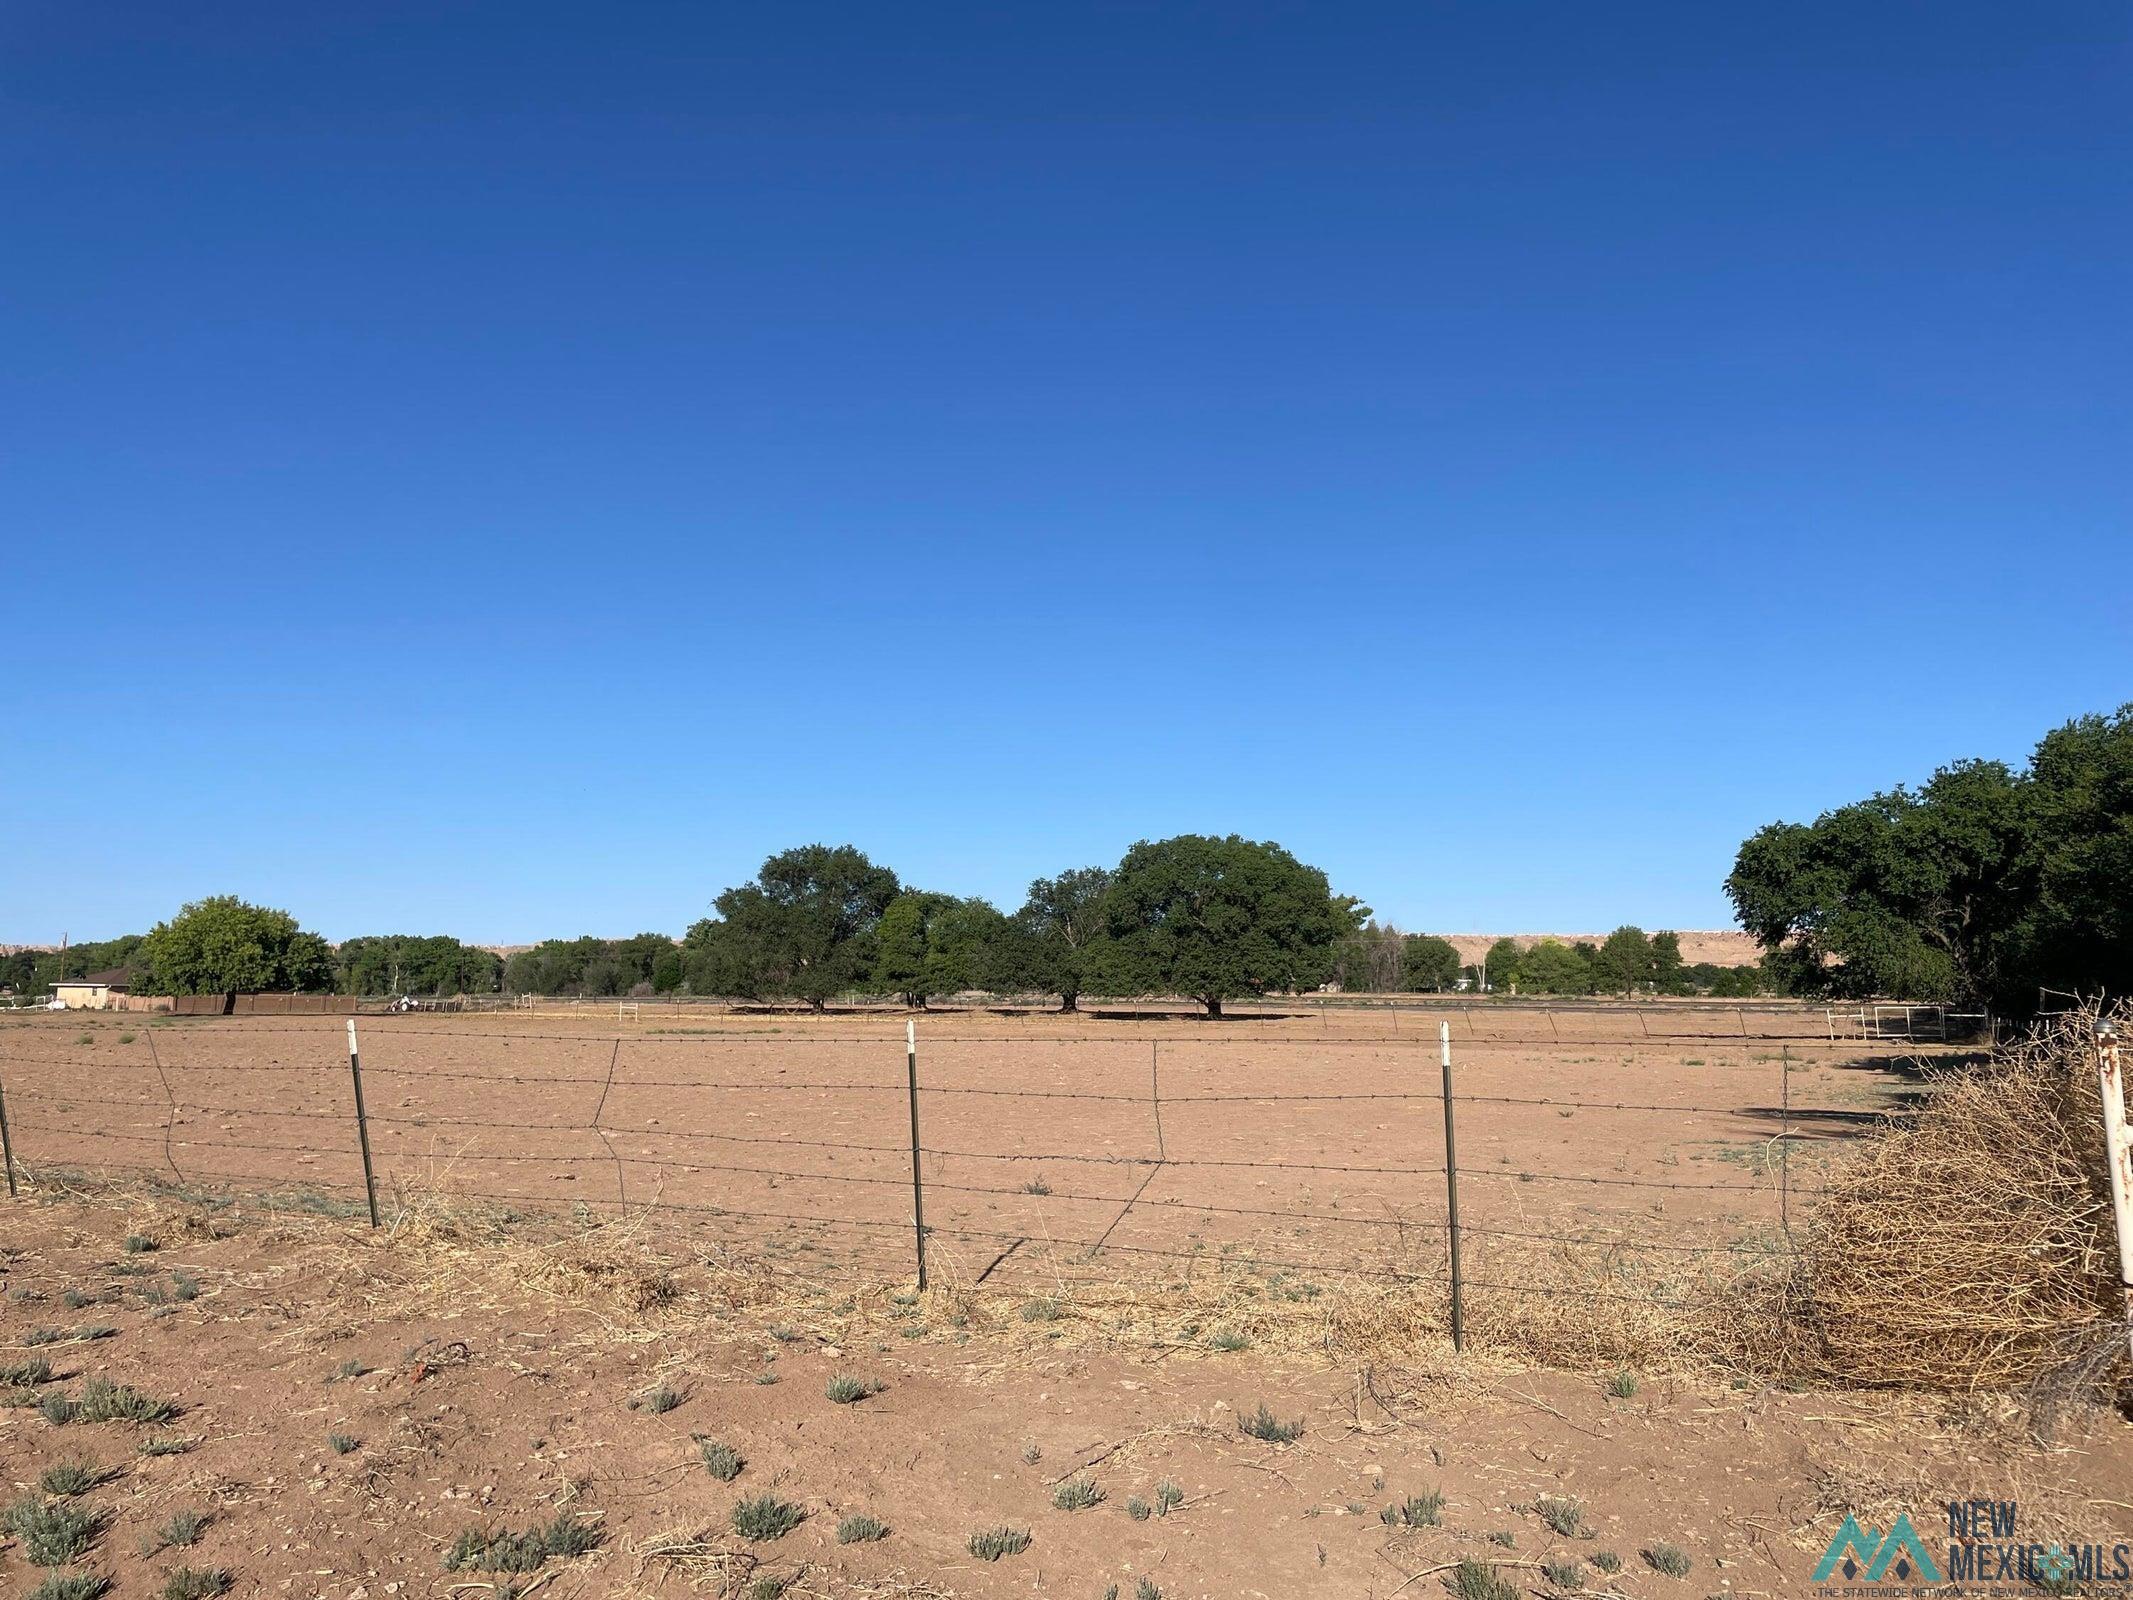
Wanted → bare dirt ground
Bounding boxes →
[2,1188,2129,1600]
[4,1008,2125,1599]
[0,1007,1917,1289]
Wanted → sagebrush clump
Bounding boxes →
[968,1525,1031,1561]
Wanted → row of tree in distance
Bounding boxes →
[5,835,1750,1013]
[1327,923,1776,998]
[17,706,2122,1017]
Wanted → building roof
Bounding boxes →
[57,968,132,989]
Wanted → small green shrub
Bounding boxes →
[156,1508,208,1548]
[697,1438,744,1482]
[1605,1369,1638,1399]
[442,1512,602,1573]
[1154,1479,1184,1516]
[824,1375,880,1404]
[1239,1403,1301,1443]
[1488,1530,1516,1548]
[1019,1179,1051,1195]
[1125,1496,1152,1521]
[1380,1491,1445,1529]
[78,1376,177,1424]
[140,1436,193,1458]
[836,1513,889,1544]
[3,1357,55,1387]
[1207,1328,1249,1352]
[732,1495,805,1542]
[1591,1552,1623,1574]
[1450,1560,1520,1600]
[2,1496,102,1566]
[162,1569,232,1600]
[968,1525,1031,1561]
[39,1461,106,1497]
[631,1383,684,1415]
[328,1359,369,1383]
[1644,1543,1691,1578]
[123,1236,157,1255]
[29,1573,108,1600]
[1535,1495,1585,1537]
[1021,1297,1063,1323]
[1136,1581,1162,1600]
[39,1393,81,1426]
[1051,1476,1104,1511]
[169,1272,200,1302]
[1542,1560,1584,1589]
[328,1433,358,1455]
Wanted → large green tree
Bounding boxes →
[336,935,501,996]
[1401,934,1462,992]
[1089,835,1362,1017]
[1480,937,1523,992]
[1518,937,1595,995]
[1006,867,1113,1011]
[503,934,673,996]
[688,844,901,1009]
[1726,705,2133,1012]
[875,892,1008,1007]
[136,897,333,996]
[1649,930,1686,994]
[1593,925,1654,993]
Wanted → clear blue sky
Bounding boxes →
[4,2,2128,946]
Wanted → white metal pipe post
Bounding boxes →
[905,1019,928,1291]
[1440,1020,1465,1352]
[2096,1021,2133,1363]
[346,1020,381,1229]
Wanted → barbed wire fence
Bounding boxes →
[0,1005,1960,1346]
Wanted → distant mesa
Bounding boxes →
[1438,931,1758,968]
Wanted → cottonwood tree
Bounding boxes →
[1728,705,2133,1012]
[1594,925,1654,993]
[1090,834,1361,1017]
[336,935,502,996]
[1650,930,1686,994]
[1517,937,1595,995]
[875,892,1009,1007]
[689,844,901,1009]
[1401,934,1462,992]
[1006,867,1113,1011]
[1480,937,1523,992]
[136,896,334,996]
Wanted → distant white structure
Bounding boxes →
[50,968,132,1010]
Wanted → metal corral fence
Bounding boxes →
[0,1003,1971,1346]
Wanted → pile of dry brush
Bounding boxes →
[1739,1001,2130,1401]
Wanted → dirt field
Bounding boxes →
[3,1169,2129,1599]
[1,1007,2126,1598]
[0,1007,1932,1298]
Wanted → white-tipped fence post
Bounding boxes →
[1440,1020,1465,1352]
[2095,1021,2133,1363]
[905,1019,928,1291]
[345,1020,381,1229]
